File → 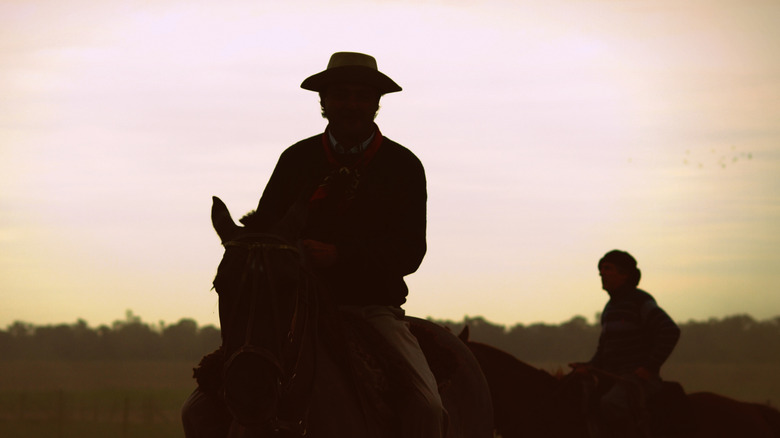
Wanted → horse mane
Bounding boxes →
[458,327,558,391]
[238,210,259,227]
[468,341,557,386]
[459,327,566,437]
[238,198,308,243]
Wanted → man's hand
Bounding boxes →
[302,239,339,268]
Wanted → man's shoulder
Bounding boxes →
[634,288,674,318]
[286,134,322,151]
[634,288,655,299]
[381,136,411,153]
[277,134,324,161]
[608,289,656,311]
[379,136,423,166]
[631,288,658,305]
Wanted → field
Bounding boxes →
[1,360,778,437]
[0,361,196,438]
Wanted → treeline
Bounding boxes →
[2,311,779,363]
[444,314,780,364]
[0,311,221,361]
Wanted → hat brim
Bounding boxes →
[301,66,402,94]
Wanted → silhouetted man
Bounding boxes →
[251,50,442,438]
[573,250,680,438]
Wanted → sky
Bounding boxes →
[1,0,779,330]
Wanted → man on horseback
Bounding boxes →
[231,51,443,437]
[251,50,443,437]
[572,250,681,438]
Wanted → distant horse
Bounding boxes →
[459,328,780,438]
[209,196,494,437]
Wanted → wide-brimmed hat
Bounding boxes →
[301,52,402,94]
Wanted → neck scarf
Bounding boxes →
[309,126,383,205]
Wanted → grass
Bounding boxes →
[0,360,196,438]
[0,360,195,391]
[0,388,190,438]
[1,359,778,437]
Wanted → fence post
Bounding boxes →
[57,390,64,438]
[18,393,26,421]
[122,395,130,438]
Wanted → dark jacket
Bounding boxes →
[249,131,427,307]
[590,287,681,375]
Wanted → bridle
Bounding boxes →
[220,232,319,435]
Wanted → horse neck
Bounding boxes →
[468,341,558,394]
[467,341,572,437]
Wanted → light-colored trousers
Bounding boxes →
[339,305,445,438]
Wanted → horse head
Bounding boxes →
[211,196,315,434]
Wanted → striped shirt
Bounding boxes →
[591,288,681,374]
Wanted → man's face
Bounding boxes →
[321,83,380,140]
[599,262,629,293]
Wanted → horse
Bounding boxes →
[207,196,494,437]
[458,327,780,438]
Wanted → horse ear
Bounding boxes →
[212,196,239,242]
[458,325,470,342]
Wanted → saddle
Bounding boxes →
[580,377,696,437]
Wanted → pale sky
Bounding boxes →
[2,0,779,329]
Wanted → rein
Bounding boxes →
[221,233,318,435]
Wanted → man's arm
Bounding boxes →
[640,299,681,375]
